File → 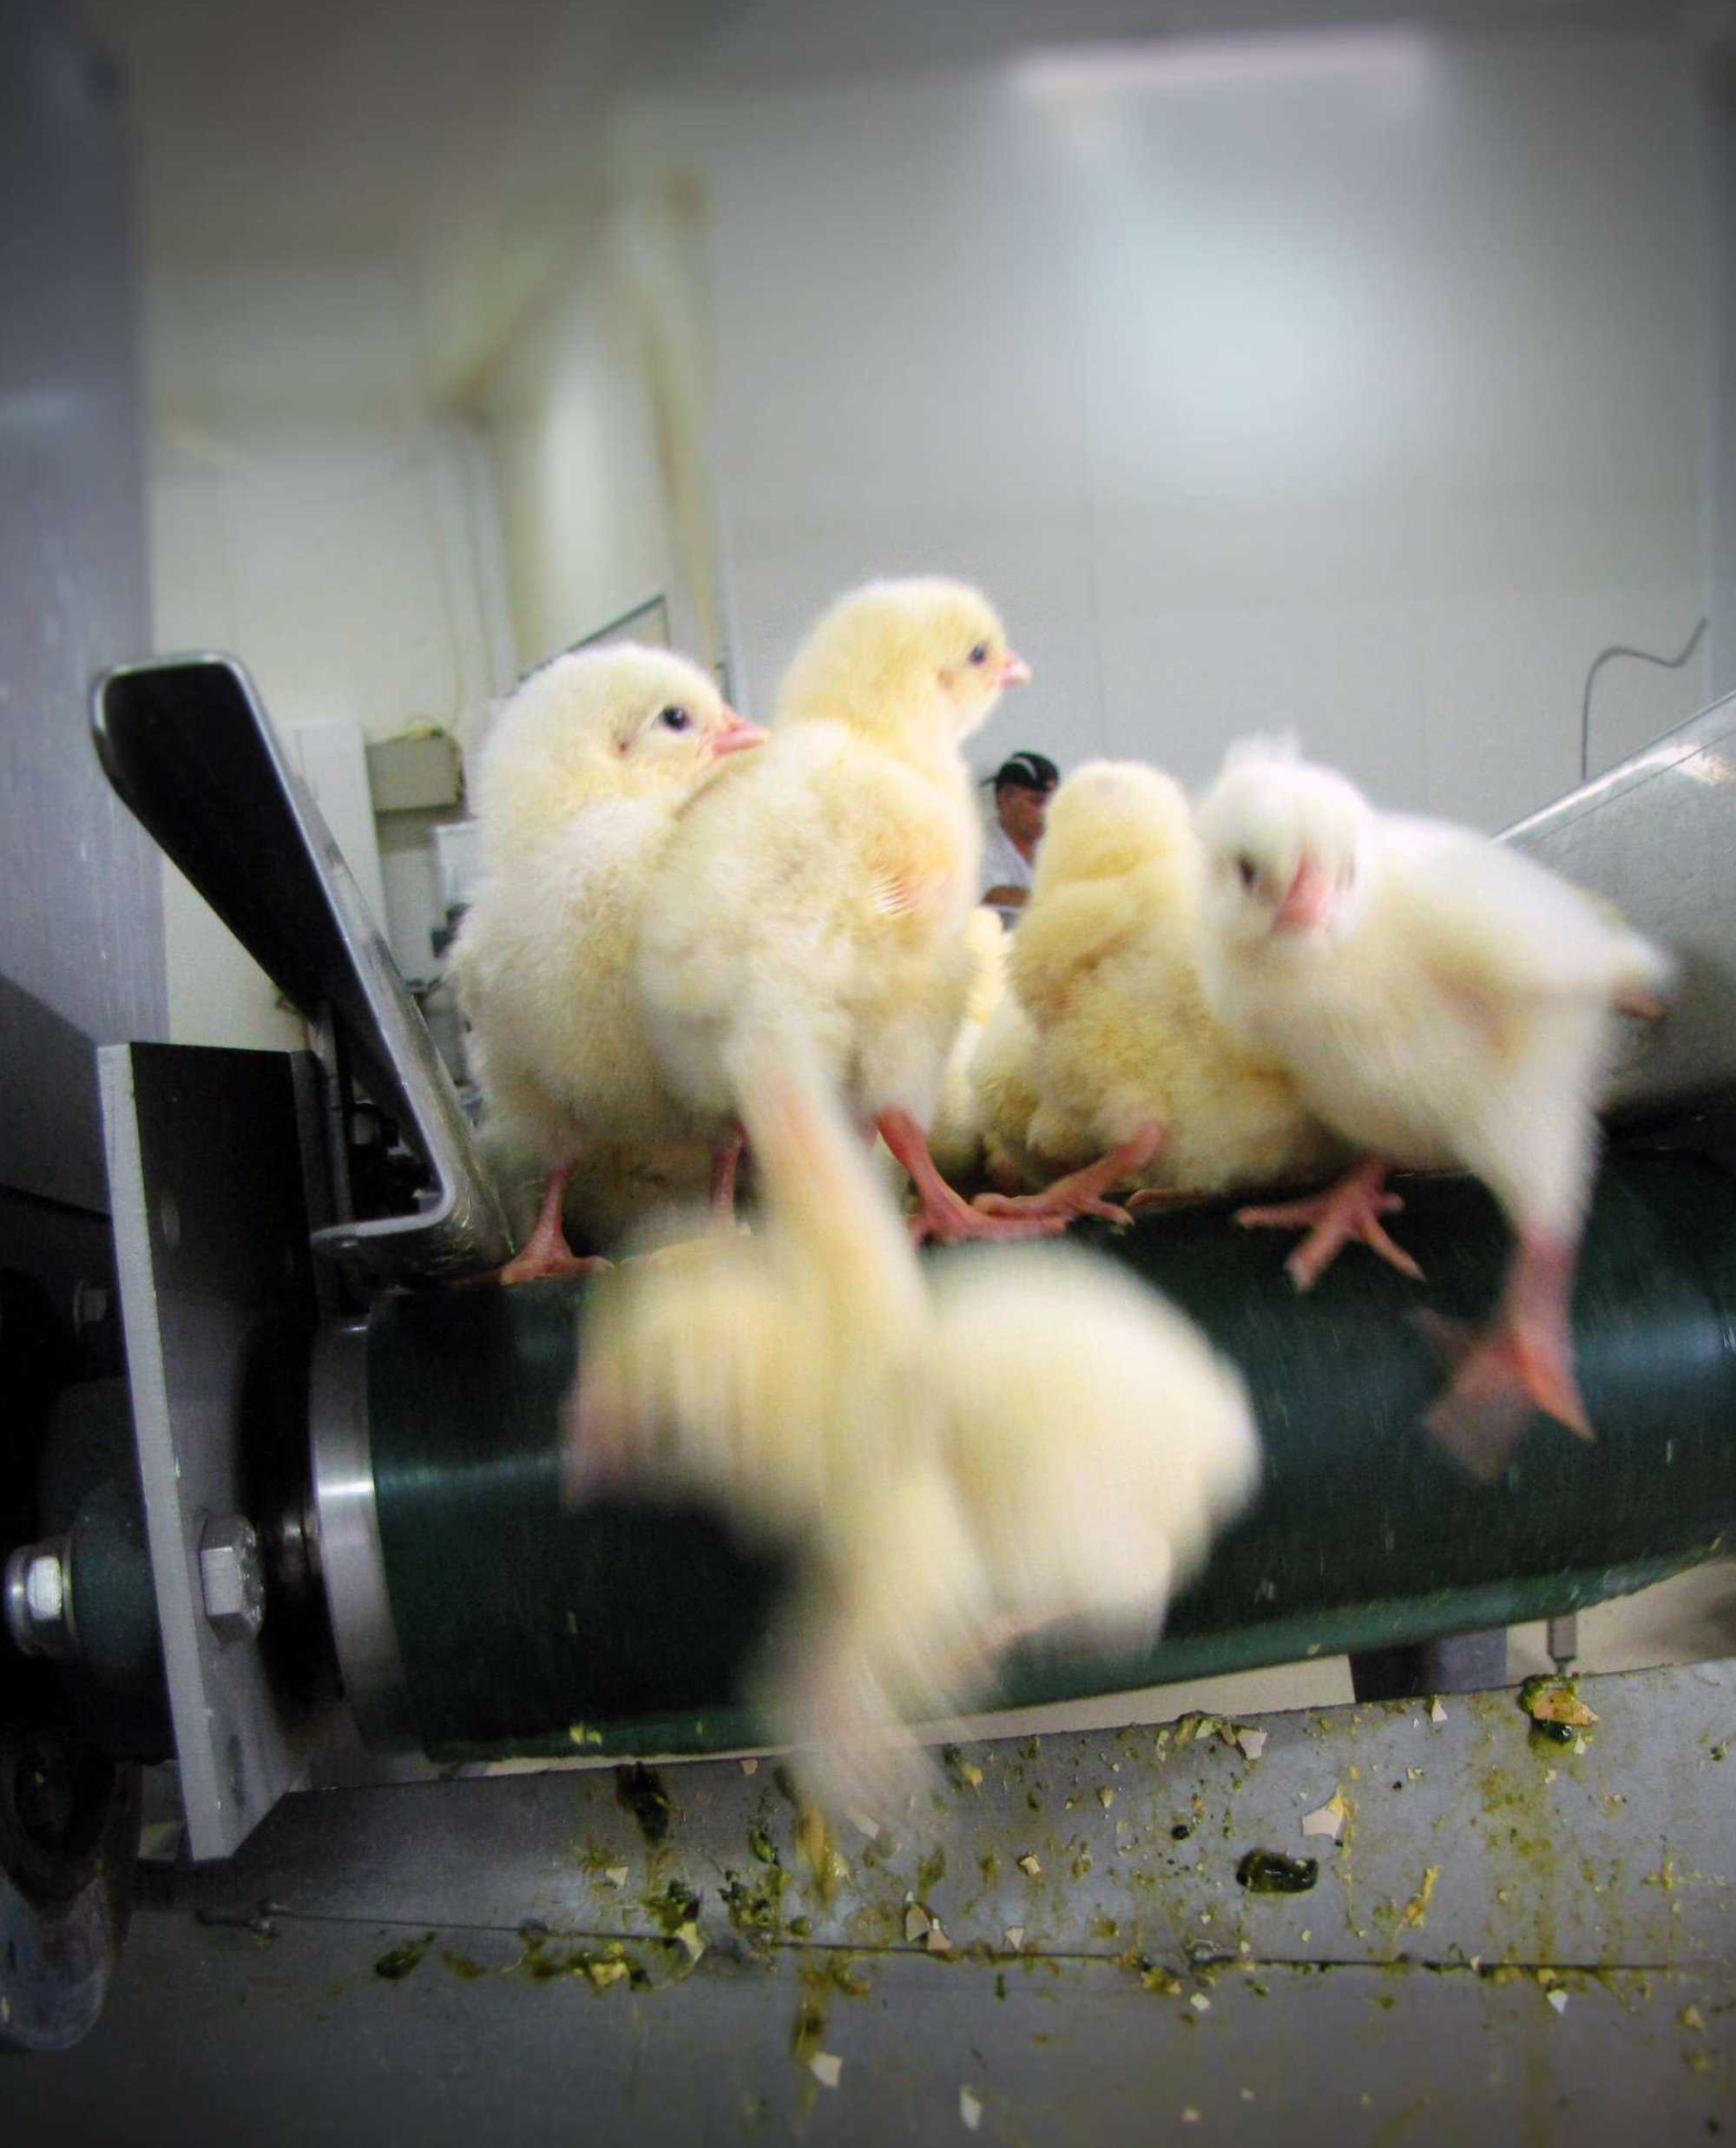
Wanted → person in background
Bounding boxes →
[981,751,1060,923]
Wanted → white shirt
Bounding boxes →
[981,820,1036,923]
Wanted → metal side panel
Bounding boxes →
[1503,688,1736,1120]
[101,1041,333,1859]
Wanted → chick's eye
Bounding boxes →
[657,706,691,732]
[1236,855,1259,890]
[968,643,989,666]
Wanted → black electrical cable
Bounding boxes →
[1580,616,1708,782]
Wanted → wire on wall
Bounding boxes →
[1580,617,1708,782]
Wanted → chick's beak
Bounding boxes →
[997,652,1033,688]
[711,708,769,757]
[1273,857,1336,934]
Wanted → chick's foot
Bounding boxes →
[1235,1156,1421,1291]
[1421,1232,1591,1481]
[496,1166,613,1285]
[877,1108,1064,1245]
[971,1124,1162,1230]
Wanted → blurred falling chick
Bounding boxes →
[569,1048,1260,1816]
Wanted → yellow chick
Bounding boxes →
[450,645,765,1281]
[972,761,1343,1226]
[924,905,1013,1186]
[569,1045,1259,1818]
[478,1111,719,1262]
[969,992,1076,1194]
[634,577,1055,1243]
[1193,735,1673,1475]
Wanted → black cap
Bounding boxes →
[992,752,1060,793]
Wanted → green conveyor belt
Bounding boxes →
[365,1150,1736,1761]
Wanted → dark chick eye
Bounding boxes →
[658,706,691,732]
[968,643,989,666]
[1236,856,1259,890]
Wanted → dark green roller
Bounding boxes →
[367,1150,1736,1762]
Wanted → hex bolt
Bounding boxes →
[199,1514,266,1644]
[3,1535,78,1659]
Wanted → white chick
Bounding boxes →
[1193,735,1672,1475]
[634,576,1055,1244]
[479,1107,719,1261]
[569,1042,1259,1817]
[969,993,1078,1195]
[971,760,1341,1226]
[924,905,1012,1186]
[450,645,765,1281]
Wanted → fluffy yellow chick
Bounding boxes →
[971,761,1342,1227]
[635,577,1055,1243]
[924,905,1012,1185]
[569,1047,1259,1817]
[969,992,1074,1194]
[478,1110,718,1261]
[1193,735,1673,1475]
[450,645,765,1280]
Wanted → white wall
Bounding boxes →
[655,33,1710,830]
[141,256,516,1041]
[482,250,684,668]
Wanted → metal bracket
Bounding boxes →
[101,1041,342,1858]
[92,653,509,1284]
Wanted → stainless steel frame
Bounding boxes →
[1505,686,1736,1120]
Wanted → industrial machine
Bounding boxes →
[3,657,1734,2125]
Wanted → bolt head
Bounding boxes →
[199,1515,265,1643]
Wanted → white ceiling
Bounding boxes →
[87,0,1718,259]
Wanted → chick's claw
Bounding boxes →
[970,1126,1162,1232]
[494,1166,615,1285]
[1420,1314,1593,1481]
[974,1186,1133,1230]
[911,1189,1066,1245]
[498,1248,614,1286]
[1418,1228,1592,1477]
[1235,1158,1423,1291]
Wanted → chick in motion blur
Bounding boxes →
[450,646,766,1282]
[1193,735,1672,1475]
[635,576,1054,1244]
[970,759,1342,1226]
[567,1044,1260,1816]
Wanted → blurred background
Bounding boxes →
[21,0,1736,1060]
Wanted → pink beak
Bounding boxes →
[711,708,768,757]
[997,652,1032,687]
[1273,857,1335,933]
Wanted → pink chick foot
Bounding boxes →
[708,1127,745,1221]
[1235,1156,1422,1291]
[496,1166,613,1285]
[1421,1232,1592,1481]
[972,1124,1163,1230]
[877,1108,1065,1245]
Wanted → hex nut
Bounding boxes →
[3,1536,77,1659]
[199,1514,265,1643]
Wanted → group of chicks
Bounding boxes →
[450,575,1668,1811]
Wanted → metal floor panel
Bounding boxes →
[24,1919,1732,2148]
[22,1664,1734,2145]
